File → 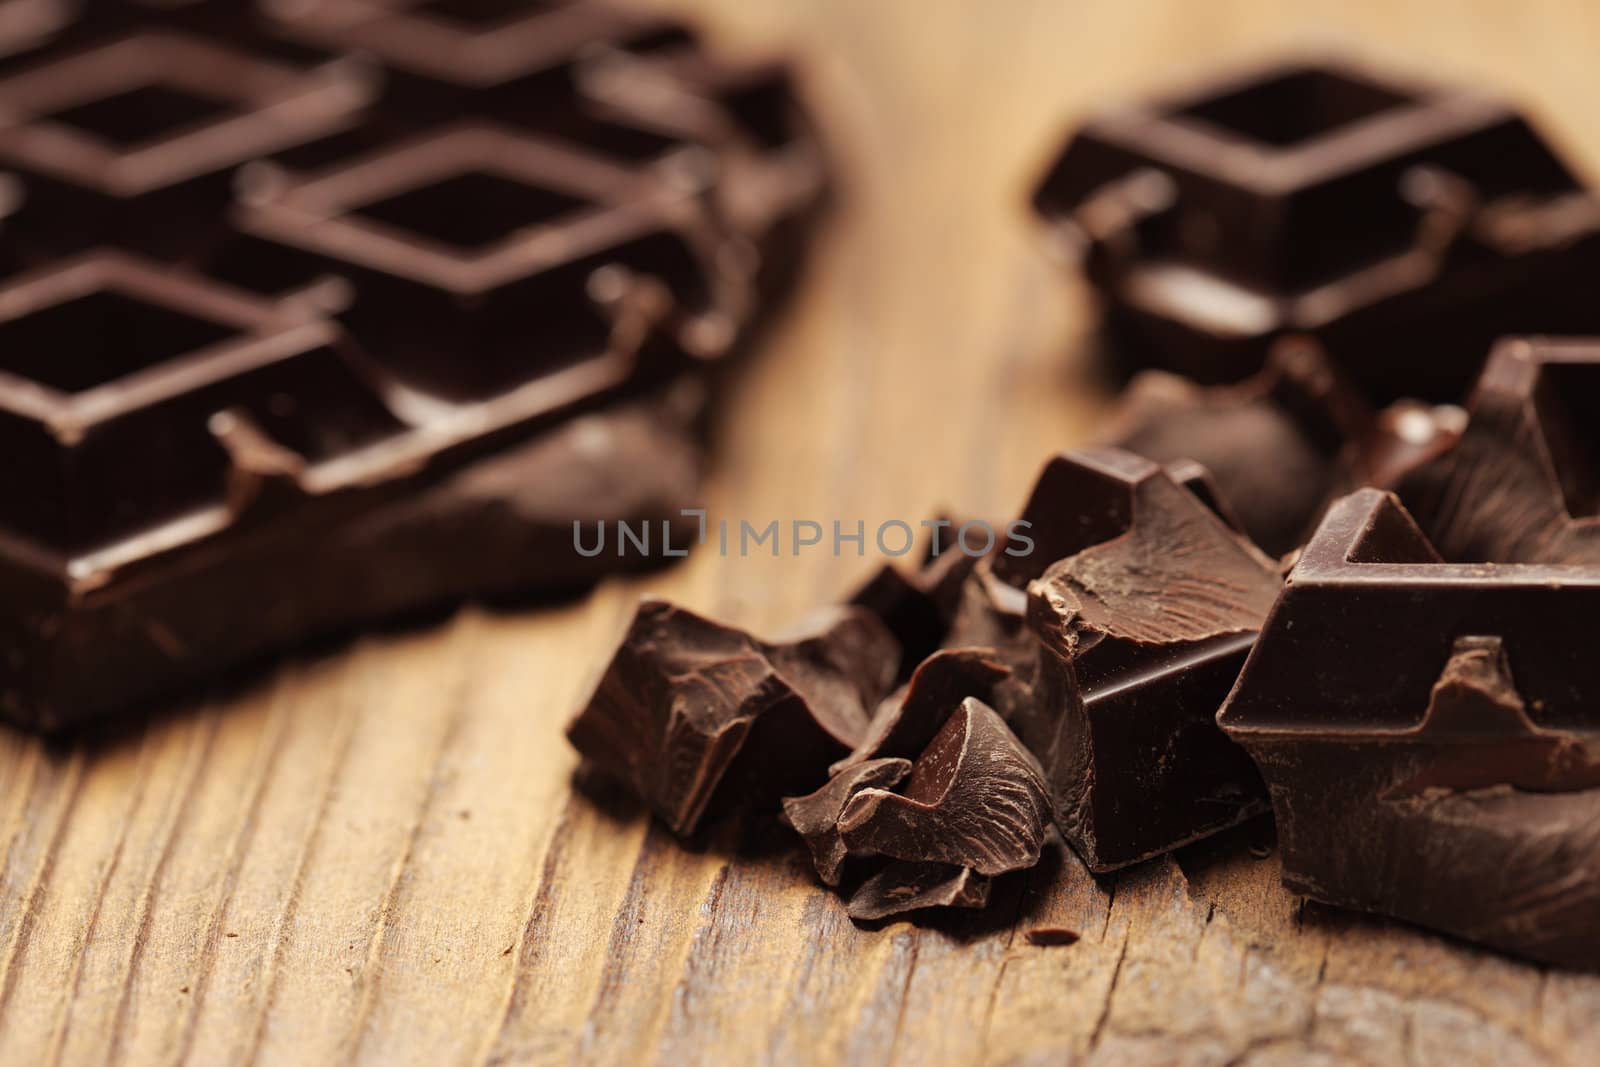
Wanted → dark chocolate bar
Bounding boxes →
[1218,490,1600,968]
[1033,56,1600,401]
[0,0,826,729]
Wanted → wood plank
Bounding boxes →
[1,1,1598,1064]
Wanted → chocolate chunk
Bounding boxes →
[1101,339,1370,555]
[837,698,1053,877]
[1160,458,1250,538]
[0,1,825,728]
[1219,489,1600,967]
[1033,56,1600,400]
[848,521,984,677]
[845,861,991,922]
[1019,448,1279,871]
[567,600,898,835]
[781,757,911,886]
[1395,337,1600,564]
[1352,398,1465,492]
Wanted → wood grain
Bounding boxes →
[6,1,1600,1063]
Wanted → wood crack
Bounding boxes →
[168,673,298,1067]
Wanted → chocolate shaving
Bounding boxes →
[837,698,1053,877]
[782,758,911,886]
[839,647,1012,768]
[1024,927,1080,947]
[845,861,991,921]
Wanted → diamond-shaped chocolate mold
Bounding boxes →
[0,251,405,552]
[1036,58,1578,293]
[1222,490,1600,734]
[1173,65,1412,149]
[574,42,826,248]
[0,31,376,265]
[232,124,747,402]
[263,0,693,150]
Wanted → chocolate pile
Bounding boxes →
[571,449,1285,919]
[570,58,1600,968]
[0,0,824,729]
[572,344,1600,964]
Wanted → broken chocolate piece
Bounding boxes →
[840,648,1013,768]
[845,861,991,922]
[1395,336,1600,564]
[1033,56,1600,400]
[837,698,1052,877]
[1352,398,1465,492]
[1101,339,1370,555]
[1219,490,1600,967]
[567,599,898,835]
[1019,448,1279,871]
[781,757,911,886]
[0,1,827,728]
[848,521,984,677]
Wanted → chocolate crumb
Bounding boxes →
[1024,927,1080,947]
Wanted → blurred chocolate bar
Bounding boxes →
[1034,56,1600,401]
[1100,337,1471,556]
[0,0,826,729]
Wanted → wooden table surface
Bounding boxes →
[5,2,1600,1064]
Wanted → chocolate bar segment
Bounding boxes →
[1019,449,1279,871]
[0,32,379,269]
[1034,56,1600,400]
[230,124,748,400]
[1218,490,1600,967]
